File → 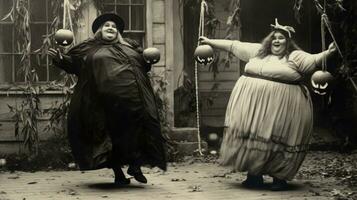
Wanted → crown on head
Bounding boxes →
[270,18,295,38]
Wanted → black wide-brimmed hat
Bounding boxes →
[92,13,125,34]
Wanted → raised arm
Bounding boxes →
[313,42,337,65]
[289,42,337,74]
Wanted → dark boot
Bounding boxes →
[113,167,130,185]
[242,174,264,188]
[127,165,147,184]
[270,177,288,191]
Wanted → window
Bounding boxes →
[102,0,146,45]
[0,0,146,85]
[0,0,62,84]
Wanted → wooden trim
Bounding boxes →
[165,0,174,126]
[145,0,153,48]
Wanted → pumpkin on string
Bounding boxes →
[54,29,74,46]
[311,70,334,95]
[143,47,160,64]
[194,44,214,65]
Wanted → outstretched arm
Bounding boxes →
[290,42,337,74]
[199,36,261,62]
[313,42,337,65]
[199,36,234,52]
[48,48,80,75]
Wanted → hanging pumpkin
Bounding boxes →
[194,45,214,65]
[54,29,74,46]
[311,70,334,95]
[143,47,160,64]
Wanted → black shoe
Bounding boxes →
[242,174,264,188]
[270,177,288,191]
[114,176,131,185]
[127,166,147,184]
[113,167,131,185]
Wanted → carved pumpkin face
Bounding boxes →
[194,45,214,65]
[311,70,334,95]
[54,29,74,46]
[143,47,161,64]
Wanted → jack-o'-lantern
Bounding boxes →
[194,45,214,65]
[143,47,160,64]
[54,29,74,46]
[311,70,334,95]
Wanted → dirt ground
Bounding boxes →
[0,150,356,200]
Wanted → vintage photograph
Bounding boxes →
[0,0,356,199]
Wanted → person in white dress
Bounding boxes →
[199,19,336,191]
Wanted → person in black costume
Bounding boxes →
[48,13,167,185]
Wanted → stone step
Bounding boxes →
[169,127,200,142]
[175,141,208,156]
[167,128,209,156]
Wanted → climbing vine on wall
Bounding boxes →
[1,0,105,155]
[2,0,41,154]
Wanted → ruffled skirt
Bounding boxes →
[219,76,313,180]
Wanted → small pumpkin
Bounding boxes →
[194,45,214,65]
[0,158,6,167]
[143,47,160,64]
[208,132,219,142]
[311,70,334,95]
[54,29,74,46]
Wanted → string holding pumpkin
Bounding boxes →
[54,0,74,48]
[311,0,334,96]
[194,0,214,65]
[191,0,215,156]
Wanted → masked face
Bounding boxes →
[271,32,287,56]
[101,21,118,41]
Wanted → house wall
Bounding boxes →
[0,0,173,154]
[199,0,241,127]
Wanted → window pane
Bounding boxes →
[14,55,25,82]
[0,0,13,22]
[0,55,13,83]
[49,63,62,81]
[131,5,144,30]
[104,0,115,3]
[116,5,129,30]
[48,0,61,21]
[30,0,46,21]
[0,24,13,53]
[132,0,144,4]
[122,32,144,46]
[31,24,47,51]
[118,0,129,4]
[31,55,47,81]
[103,4,115,13]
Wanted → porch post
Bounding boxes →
[165,0,175,127]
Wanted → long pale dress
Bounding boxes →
[219,41,328,180]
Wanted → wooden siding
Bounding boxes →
[0,93,64,154]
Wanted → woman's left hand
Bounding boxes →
[327,42,337,54]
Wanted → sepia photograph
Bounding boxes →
[0,0,356,199]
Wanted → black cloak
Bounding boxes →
[53,38,167,171]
